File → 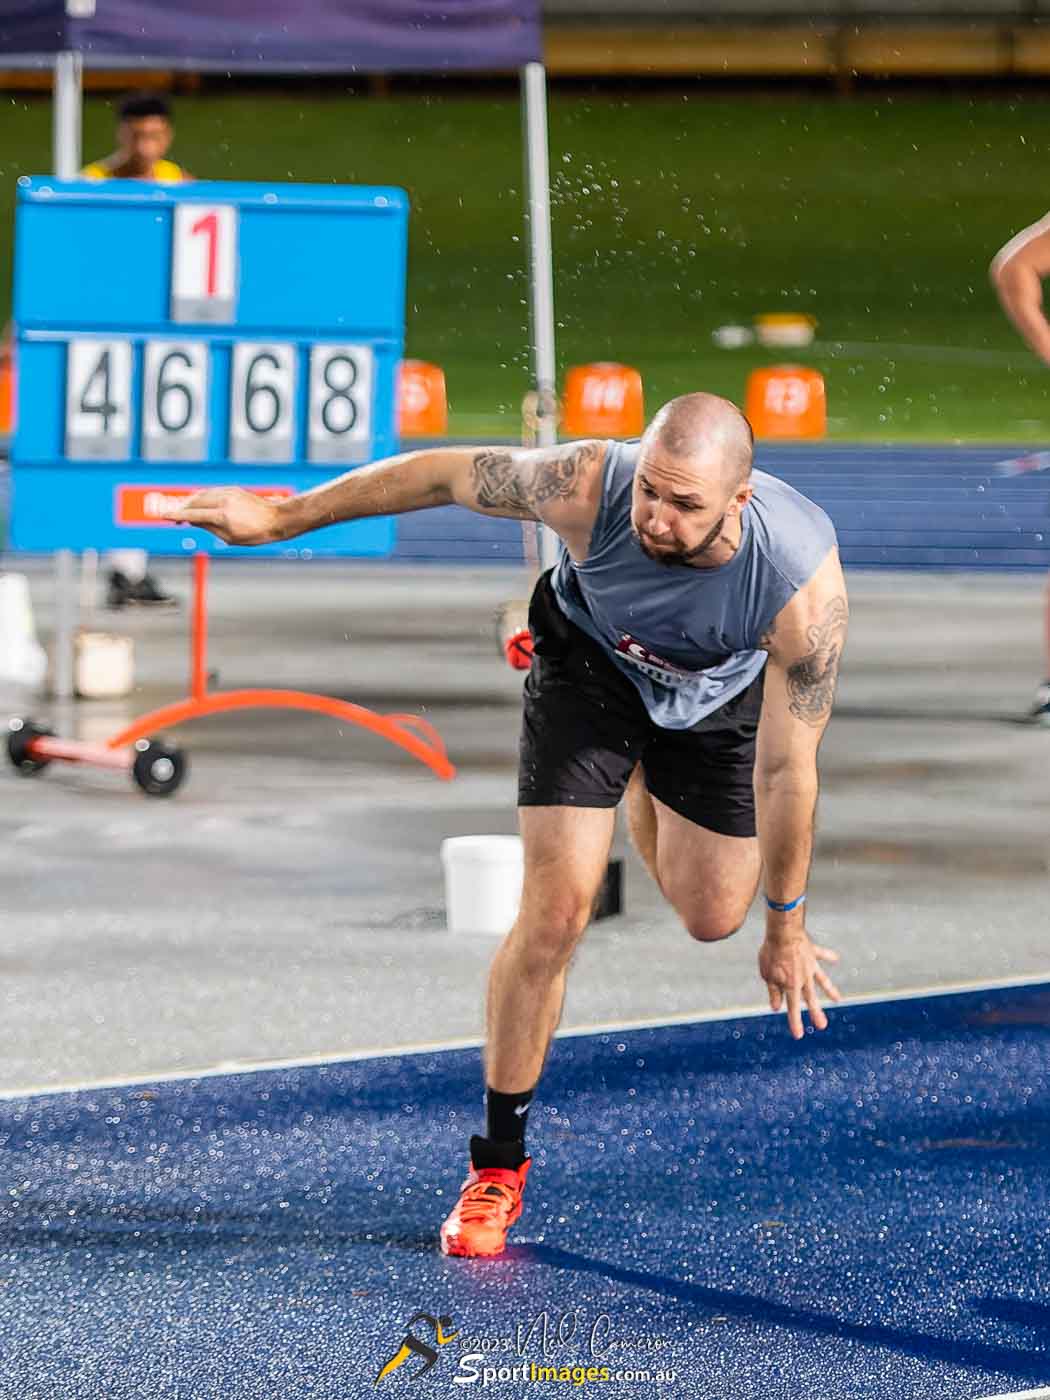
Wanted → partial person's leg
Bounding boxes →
[627,760,760,934]
[106,549,149,585]
[105,550,175,608]
[1031,574,1050,722]
[650,793,760,940]
[637,673,765,937]
[439,806,616,1258]
[485,804,616,1095]
[625,764,661,887]
[441,570,644,1256]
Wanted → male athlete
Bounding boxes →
[84,91,191,609]
[167,392,848,1258]
[990,217,1050,722]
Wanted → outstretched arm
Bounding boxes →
[990,215,1050,365]
[753,549,848,1038]
[163,440,606,554]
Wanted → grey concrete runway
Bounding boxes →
[0,559,1047,1096]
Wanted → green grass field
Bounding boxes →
[2,88,1049,440]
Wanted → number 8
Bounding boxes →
[321,353,358,436]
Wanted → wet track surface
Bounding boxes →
[1,983,1049,1398]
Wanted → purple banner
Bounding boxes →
[0,0,541,71]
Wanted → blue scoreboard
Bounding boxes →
[10,177,408,556]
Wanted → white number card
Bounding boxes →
[142,341,209,462]
[307,344,374,464]
[171,204,238,324]
[229,343,297,463]
[65,339,132,460]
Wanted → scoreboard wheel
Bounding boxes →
[132,739,188,797]
[6,718,54,775]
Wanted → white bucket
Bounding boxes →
[0,573,47,692]
[74,630,135,699]
[441,834,524,936]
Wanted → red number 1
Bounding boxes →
[190,211,219,297]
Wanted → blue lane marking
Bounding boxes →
[1,981,1049,1397]
[394,444,1050,569]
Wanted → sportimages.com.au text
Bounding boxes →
[453,1357,679,1386]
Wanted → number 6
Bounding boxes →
[244,352,283,435]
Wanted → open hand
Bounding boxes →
[162,487,283,546]
[758,928,841,1040]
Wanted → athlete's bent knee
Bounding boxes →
[682,912,745,944]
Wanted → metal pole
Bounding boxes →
[521,62,560,569]
[53,549,76,701]
[51,50,83,698]
[53,50,83,180]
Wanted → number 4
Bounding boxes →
[80,348,118,432]
[65,338,131,459]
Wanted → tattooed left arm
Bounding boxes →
[752,550,848,1035]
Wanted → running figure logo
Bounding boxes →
[375,1311,459,1384]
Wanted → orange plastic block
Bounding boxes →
[0,351,15,436]
[745,365,826,440]
[562,362,644,438]
[398,359,448,437]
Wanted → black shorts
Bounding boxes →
[518,572,764,838]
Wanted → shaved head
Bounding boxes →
[642,392,754,490]
[630,392,755,568]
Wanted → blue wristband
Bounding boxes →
[766,892,806,913]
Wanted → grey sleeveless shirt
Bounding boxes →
[551,439,838,729]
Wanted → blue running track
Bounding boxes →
[2,444,1047,569]
[1,981,1049,1398]
[396,444,1050,570]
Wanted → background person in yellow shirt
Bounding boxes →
[84,92,192,607]
[82,90,190,186]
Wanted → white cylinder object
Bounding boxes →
[441,835,524,936]
[0,573,47,691]
[74,631,135,699]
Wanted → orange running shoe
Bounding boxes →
[440,1156,531,1257]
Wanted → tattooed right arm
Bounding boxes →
[452,439,608,558]
[170,441,607,549]
[466,442,601,520]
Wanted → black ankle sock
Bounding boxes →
[486,1086,533,1145]
[470,1133,528,1170]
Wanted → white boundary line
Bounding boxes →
[977,1390,1050,1400]
[2,968,1048,1103]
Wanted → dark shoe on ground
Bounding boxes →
[106,571,178,610]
